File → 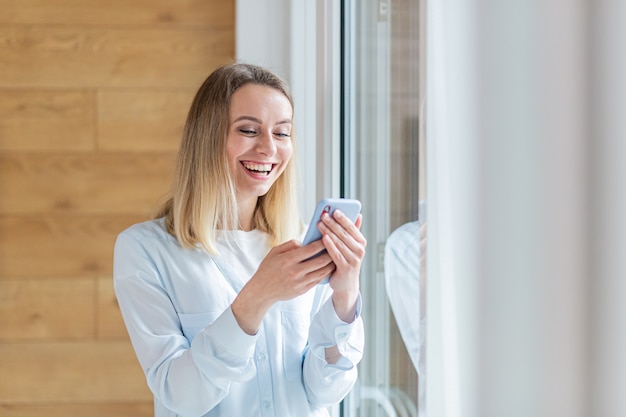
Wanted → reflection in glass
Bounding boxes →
[343,0,424,416]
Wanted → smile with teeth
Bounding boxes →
[242,161,274,176]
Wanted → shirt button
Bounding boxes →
[258,353,266,361]
[263,400,271,409]
[338,331,347,339]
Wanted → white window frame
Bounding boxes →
[236,0,342,221]
[236,2,401,417]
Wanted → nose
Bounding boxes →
[255,130,277,155]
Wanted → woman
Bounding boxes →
[113,63,366,417]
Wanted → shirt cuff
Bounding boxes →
[311,294,364,370]
[210,306,259,356]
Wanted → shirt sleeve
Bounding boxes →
[384,221,423,371]
[302,290,364,408]
[113,231,258,417]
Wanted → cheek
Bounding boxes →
[273,143,292,178]
[225,141,240,167]
[280,142,294,162]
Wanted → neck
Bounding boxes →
[238,197,258,231]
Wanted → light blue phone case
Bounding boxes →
[302,198,362,284]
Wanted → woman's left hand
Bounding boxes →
[317,210,366,322]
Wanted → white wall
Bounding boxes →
[588,1,626,414]
[426,1,626,416]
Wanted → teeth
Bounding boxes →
[243,162,272,173]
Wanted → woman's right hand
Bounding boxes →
[231,239,335,334]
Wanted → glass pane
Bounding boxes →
[342,0,424,416]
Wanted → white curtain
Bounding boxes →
[426,1,626,416]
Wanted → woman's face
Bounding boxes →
[226,83,294,203]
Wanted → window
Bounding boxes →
[341,1,424,416]
[236,1,425,414]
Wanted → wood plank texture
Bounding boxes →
[0,27,234,88]
[0,341,152,403]
[0,0,234,410]
[0,403,153,417]
[0,153,176,214]
[0,89,95,151]
[0,215,146,279]
[0,279,94,341]
[98,90,193,151]
[98,277,129,340]
[0,0,233,27]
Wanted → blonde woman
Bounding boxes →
[114,63,366,417]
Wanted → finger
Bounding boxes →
[355,213,363,229]
[306,261,336,284]
[331,209,356,229]
[319,213,351,244]
[323,211,366,246]
[298,238,328,260]
[319,215,366,256]
[273,239,302,253]
[323,232,360,266]
[300,251,334,271]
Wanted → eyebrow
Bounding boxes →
[233,115,292,125]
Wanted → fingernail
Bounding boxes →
[334,210,343,218]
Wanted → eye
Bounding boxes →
[274,131,291,139]
[238,128,258,136]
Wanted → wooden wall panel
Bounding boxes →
[98,277,128,340]
[0,279,94,340]
[0,0,234,413]
[0,0,233,27]
[0,403,153,417]
[0,90,95,151]
[0,215,144,279]
[0,153,176,214]
[0,342,152,402]
[98,90,192,152]
[0,27,233,88]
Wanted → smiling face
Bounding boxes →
[226,83,294,208]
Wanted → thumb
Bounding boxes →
[272,239,301,253]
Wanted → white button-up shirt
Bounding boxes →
[114,219,364,417]
[385,215,426,417]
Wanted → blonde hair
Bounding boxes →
[155,63,302,254]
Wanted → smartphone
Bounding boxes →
[302,198,362,284]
